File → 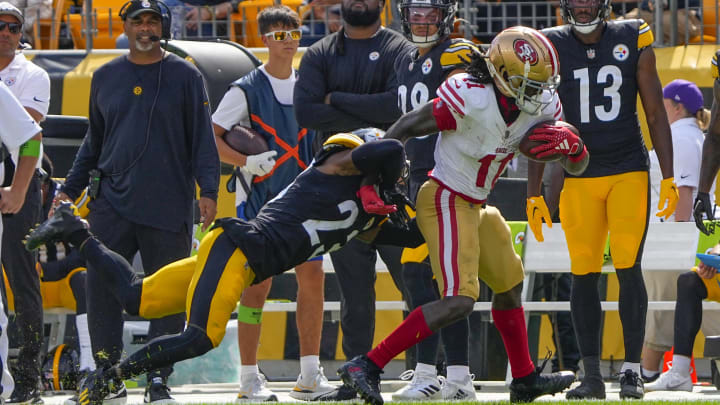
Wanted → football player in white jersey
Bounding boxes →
[338,26,588,405]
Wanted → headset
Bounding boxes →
[118,0,172,40]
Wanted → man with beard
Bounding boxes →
[52,0,220,403]
[294,0,413,400]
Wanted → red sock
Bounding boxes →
[367,307,433,369]
[492,307,535,378]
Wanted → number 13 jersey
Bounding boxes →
[542,20,654,178]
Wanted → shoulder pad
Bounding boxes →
[637,20,654,49]
[437,73,490,118]
[440,39,480,70]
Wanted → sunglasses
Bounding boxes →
[264,29,301,41]
[0,21,21,34]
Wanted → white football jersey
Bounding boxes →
[432,73,562,202]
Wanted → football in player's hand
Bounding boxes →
[223,125,269,156]
[518,120,580,162]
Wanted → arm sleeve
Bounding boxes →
[294,47,373,132]
[372,217,424,247]
[212,86,251,130]
[187,71,220,201]
[329,90,401,125]
[712,51,719,81]
[61,77,104,200]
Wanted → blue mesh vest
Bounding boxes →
[233,69,315,219]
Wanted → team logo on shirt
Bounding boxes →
[513,39,538,65]
[4,77,15,86]
[369,51,380,61]
[586,49,596,59]
[514,231,525,245]
[422,58,432,75]
[613,44,629,61]
[133,86,143,96]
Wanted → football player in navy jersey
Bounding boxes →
[391,0,479,400]
[24,134,421,405]
[530,0,678,399]
[693,51,720,233]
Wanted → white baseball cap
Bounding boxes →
[0,2,23,25]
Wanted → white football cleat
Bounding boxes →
[391,370,442,401]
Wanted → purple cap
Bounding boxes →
[663,79,704,114]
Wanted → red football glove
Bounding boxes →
[529,124,587,162]
[357,185,397,215]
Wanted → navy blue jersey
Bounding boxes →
[216,167,383,281]
[395,39,478,200]
[543,20,654,178]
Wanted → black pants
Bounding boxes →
[330,239,405,359]
[2,175,43,391]
[86,197,190,382]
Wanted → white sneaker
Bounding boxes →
[288,368,338,401]
[440,374,477,400]
[391,370,442,401]
[236,374,278,402]
[645,370,693,392]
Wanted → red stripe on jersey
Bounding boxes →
[435,186,450,297]
[445,81,465,106]
[433,98,457,131]
[437,86,464,117]
[448,193,460,296]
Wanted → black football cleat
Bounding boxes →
[565,377,606,400]
[77,368,111,405]
[337,355,383,405]
[619,369,644,399]
[509,370,576,403]
[25,202,87,251]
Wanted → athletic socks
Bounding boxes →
[367,307,433,369]
[76,314,96,371]
[299,355,320,381]
[491,307,535,378]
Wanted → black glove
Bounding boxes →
[693,191,715,235]
[383,186,415,230]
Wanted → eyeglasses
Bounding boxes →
[264,29,302,41]
[0,22,21,34]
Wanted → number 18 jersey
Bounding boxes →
[431,73,562,202]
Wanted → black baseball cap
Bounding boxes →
[122,0,162,20]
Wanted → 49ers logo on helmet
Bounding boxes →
[513,39,538,65]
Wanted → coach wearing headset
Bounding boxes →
[53,1,219,403]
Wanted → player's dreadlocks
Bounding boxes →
[462,49,493,85]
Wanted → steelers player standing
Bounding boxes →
[693,51,720,232]
[528,0,678,399]
[391,0,478,400]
